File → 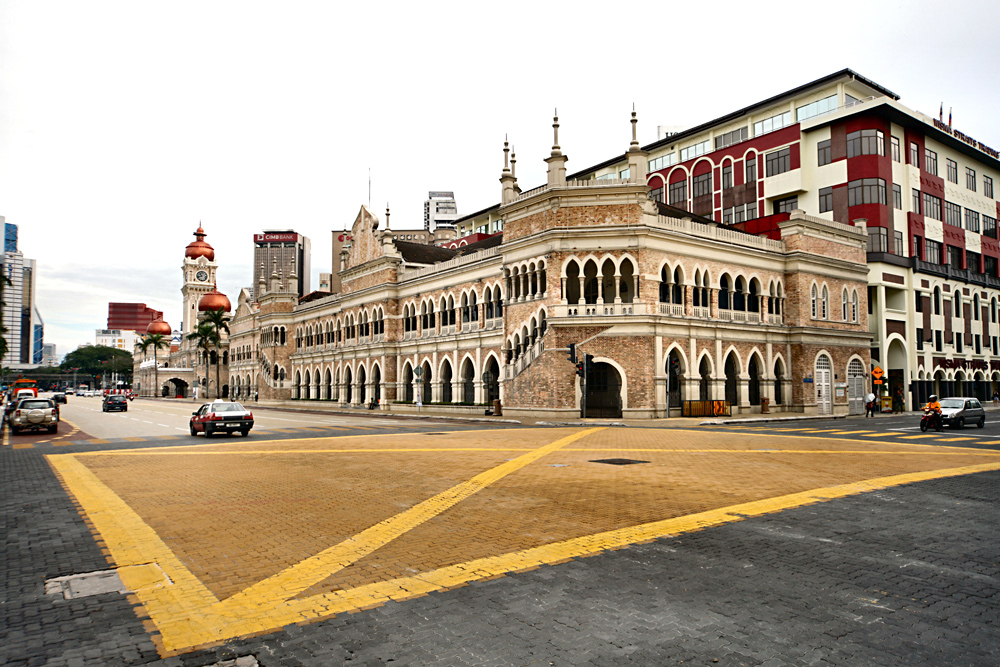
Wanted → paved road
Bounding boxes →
[2,413,998,666]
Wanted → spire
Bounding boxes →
[502,136,511,174]
[385,204,390,230]
[630,104,640,150]
[545,110,568,188]
[511,145,517,179]
[551,110,562,156]
[500,135,517,204]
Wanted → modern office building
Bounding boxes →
[253,231,311,299]
[96,328,141,351]
[107,303,164,332]
[423,191,459,232]
[1,219,43,370]
[41,343,58,367]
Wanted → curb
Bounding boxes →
[535,421,629,427]
[700,414,848,425]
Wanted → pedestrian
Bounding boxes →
[865,391,876,417]
[254,390,259,402]
[992,390,999,408]
[893,387,903,413]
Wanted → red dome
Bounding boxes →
[145,319,172,335]
[185,226,215,261]
[198,286,231,312]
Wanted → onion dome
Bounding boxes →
[146,319,172,335]
[198,285,231,312]
[185,225,215,261]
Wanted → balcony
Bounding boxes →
[552,302,648,317]
[658,303,685,316]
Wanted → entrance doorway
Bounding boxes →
[848,359,865,415]
[816,355,832,415]
[585,362,622,418]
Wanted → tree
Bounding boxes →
[61,346,133,378]
[202,308,231,399]
[186,322,218,398]
[135,333,170,397]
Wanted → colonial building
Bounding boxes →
[225,113,871,418]
[134,226,231,399]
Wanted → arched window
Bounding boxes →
[720,275,731,310]
[851,290,859,322]
[821,286,829,319]
[811,285,818,318]
[933,287,941,315]
[842,288,849,321]
[974,295,981,321]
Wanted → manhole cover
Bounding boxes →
[589,458,650,466]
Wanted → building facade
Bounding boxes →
[225,117,871,418]
[107,302,163,332]
[1,219,43,370]
[95,329,140,351]
[252,231,311,299]
[423,191,459,232]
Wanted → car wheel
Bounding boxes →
[204,424,214,438]
[955,417,964,429]
[49,425,57,434]
[190,422,197,436]
[240,429,250,437]
[978,417,986,428]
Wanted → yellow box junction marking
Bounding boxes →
[46,428,1000,655]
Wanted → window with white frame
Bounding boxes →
[680,140,710,162]
[753,111,792,136]
[796,95,837,122]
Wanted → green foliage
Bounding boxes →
[61,345,133,376]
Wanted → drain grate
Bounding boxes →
[422,432,447,435]
[589,458,650,466]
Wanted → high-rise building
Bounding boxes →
[253,231,311,298]
[41,343,58,367]
[1,218,42,369]
[107,302,164,332]
[423,191,459,232]
[96,328,141,351]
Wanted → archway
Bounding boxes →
[886,338,907,409]
[666,349,683,409]
[358,365,367,405]
[166,378,188,398]
[441,360,453,403]
[773,358,785,406]
[403,365,414,402]
[372,366,381,403]
[420,362,432,404]
[461,358,475,404]
[585,361,623,418]
[724,353,739,407]
[748,355,761,406]
[485,357,500,404]
[344,366,353,404]
[699,357,712,401]
[848,359,865,415]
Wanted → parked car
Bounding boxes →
[190,401,254,437]
[9,398,59,434]
[939,397,986,429]
[52,392,67,404]
[102,394,128,412]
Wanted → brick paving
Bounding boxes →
[2,425,999,666]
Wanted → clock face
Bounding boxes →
[195,270,209,282]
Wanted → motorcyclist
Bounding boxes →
[924,394,942,429]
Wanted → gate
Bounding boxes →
[848,359,865,415]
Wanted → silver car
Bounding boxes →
[939,397,986,429]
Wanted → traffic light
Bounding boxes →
[566,343,577,365]
[575,361,585,377]
[584,354,595,375]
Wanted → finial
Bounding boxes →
[385,203,390,229]
[630,105,639,149]
[503,137,510,173]
[551,111,561,155]
[511,145,516,178]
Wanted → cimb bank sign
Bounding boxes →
[254,233,298,243]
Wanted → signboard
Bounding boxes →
[254,233,299,243]
[873,379,883,384]
[835,387,846,399]
[871,366,884,380]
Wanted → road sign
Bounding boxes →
[872,366,884,380]
[873,379,883,384]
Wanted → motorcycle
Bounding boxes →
[920,408,942,432]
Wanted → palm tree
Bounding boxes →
[186,321,217,398]
[202,308,231,399]
[135,333,169,397]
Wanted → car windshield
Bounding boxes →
[20,400,52,410]
[939,399,965,409]
[211,403,245,412]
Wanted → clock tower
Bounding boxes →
[181,226,218,334]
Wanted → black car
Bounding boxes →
[52,393,67,404]
[102,394,128,412]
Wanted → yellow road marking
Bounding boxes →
[13,443,34,449]
[88,439,110,444]
[2,423,7,447]
[49,448,997,654]
[900,434,940,439]
[218,427,605,613]
[937,437,976,441]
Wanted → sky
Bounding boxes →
[2,0,999,360]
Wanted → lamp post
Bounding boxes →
[413,366,424,411]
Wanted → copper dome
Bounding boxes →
[198,285,231,312]
[145,319,172,335]
[185,226,215,261]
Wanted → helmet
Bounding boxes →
[929,395,938,401]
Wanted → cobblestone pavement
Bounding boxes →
[2,426,999,666]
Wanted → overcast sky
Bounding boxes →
[2,0,999,360]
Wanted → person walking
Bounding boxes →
[992,390,999,408]
[893,387,903,413]
[865,391,877,417]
